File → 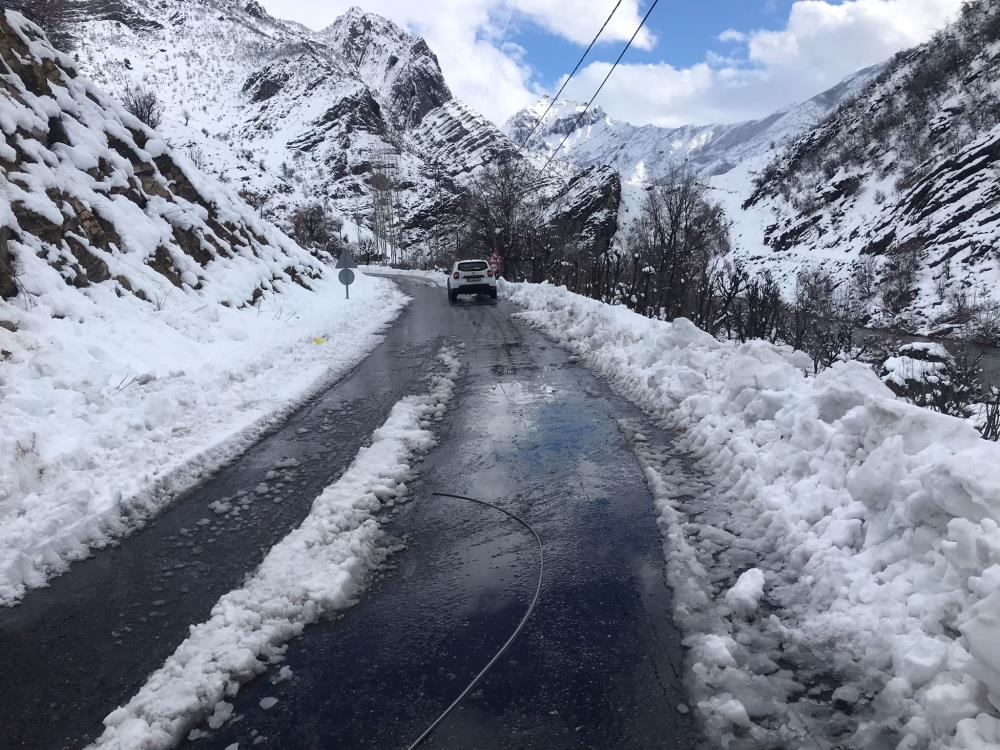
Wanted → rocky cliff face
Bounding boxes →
[62,0,619,265]
[0,8,321,316]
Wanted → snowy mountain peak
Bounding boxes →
[505,98,609,146]
[320,8,451,130]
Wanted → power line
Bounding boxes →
[479,0,521,112]
[540,0,659,174]
[517,0,623,150]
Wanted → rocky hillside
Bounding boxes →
[736,0,1000,333]
[64,0,619,264]
[0,7,322,316]
[505,64,882,184]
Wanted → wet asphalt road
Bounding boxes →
[0,277,699,749]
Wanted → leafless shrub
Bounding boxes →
[121,84,163,130]
[980,388,1000,441]
[880,240,922,315]
[187,145,206,170]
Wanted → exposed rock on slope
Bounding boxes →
[0,8,322,313]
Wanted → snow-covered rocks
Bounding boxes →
[724,568,765,618]
[504,279,1000,749]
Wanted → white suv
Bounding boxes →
[447,260,497,302]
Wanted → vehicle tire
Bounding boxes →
[448,290,457,303]
[490,288,498,299]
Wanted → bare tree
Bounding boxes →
[121,84,163,130]
[291,203,340,252]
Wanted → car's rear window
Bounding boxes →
[458,261,488,272]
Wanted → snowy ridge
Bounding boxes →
[504,280,1000,749]
[0,10,407,605]
[505,65,882,185]
[89,346,462,750]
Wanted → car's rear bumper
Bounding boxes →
[453,284,496,294]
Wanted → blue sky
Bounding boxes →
[260,0,963,126]
[513,0,797,89]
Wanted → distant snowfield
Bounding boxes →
[503,280,1000,750]
[0,273,408,606]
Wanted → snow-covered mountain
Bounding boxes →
[0,7,323,316]
[505,64,882,184]
[737,0,1000,332]
[64,0,619,262]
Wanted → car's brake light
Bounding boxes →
[453,272,460,279]
[487,269,493,277]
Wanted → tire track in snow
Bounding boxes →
[88,347,462,750]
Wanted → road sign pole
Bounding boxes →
[338,266,356,300]
[337,249,358,301]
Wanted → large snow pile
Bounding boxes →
[504,280,1000,749]
[0,10,407,605]
[89,347,461,750]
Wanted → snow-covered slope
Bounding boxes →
[0,9,406,604]
[66,0,620,263]
[505,64,882,184]
[734,0,1000,333]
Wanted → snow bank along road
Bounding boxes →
[504,281,1000,750]
[0,272,407,606]
[0,278,699,749]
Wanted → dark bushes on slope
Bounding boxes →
[121,84,162,129]
[290,203,341,254]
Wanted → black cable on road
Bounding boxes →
[540,0,660,174]
[405,492,545,750]
[517,0,623,149]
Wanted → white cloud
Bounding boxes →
[718,29,747,43]
[558,0,964,127]
[258,0,962,128]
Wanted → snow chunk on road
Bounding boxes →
[724,568,765,617]
[88,348,461,750]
